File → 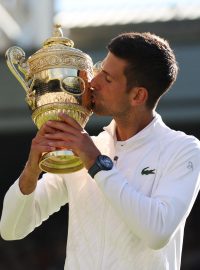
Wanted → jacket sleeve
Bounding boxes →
[0,173,68,240]
[94,139,200,250]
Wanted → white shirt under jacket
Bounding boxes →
[1,113,200,270]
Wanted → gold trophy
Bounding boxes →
[6,25,93,174]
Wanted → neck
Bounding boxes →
[115,110,154,141]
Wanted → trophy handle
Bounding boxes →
[5,46,29,94]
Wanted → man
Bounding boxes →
[1,32,200,270]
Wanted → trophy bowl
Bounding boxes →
[6,25,93,174]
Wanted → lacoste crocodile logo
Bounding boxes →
[141,167,156,175]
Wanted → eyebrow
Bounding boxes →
[102,69,111,76]
[102,69,115,81]
[101,61,115,79]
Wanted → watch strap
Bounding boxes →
[88,155,113,178]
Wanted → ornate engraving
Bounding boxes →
[28,51,93,76]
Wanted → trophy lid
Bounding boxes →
[27,25,93,77]
[43,24,74,48]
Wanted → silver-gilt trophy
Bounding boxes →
[6,25,93,174]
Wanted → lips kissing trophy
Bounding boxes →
[6,25,93,174]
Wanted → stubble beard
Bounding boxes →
[91,100,111,116]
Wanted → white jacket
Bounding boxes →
[1,113,200,270]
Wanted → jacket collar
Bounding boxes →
[103,112,166,147]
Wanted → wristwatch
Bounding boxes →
[88,155,113,178]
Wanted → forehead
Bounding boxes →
[102,52,128,76]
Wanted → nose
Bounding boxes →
[91,61,102,90]
[90,74,99,90]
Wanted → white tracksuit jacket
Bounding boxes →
[1,113,200,270]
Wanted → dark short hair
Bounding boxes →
[107,32,178,109]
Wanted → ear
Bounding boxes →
[130,87,148,106]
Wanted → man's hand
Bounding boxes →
[19,113,100,195]
[19,123,58,195]
[44,113,101,170]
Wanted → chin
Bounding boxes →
[93,109,111,117]
[92,103,111,116]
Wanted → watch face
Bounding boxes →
[88,155,113,178]
[99,155,113,169]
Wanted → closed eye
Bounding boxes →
[105,75,112,83]
[101,70,113,83]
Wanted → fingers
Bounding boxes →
[43,125,89,157]
[44,131,76,148]
[58,113,82,130]
[47,139,72,150]
[45,120,81,137]
[39,113,82,136]
[31,135,56,153]
[39,123,58,136]
[30,114,81,156]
